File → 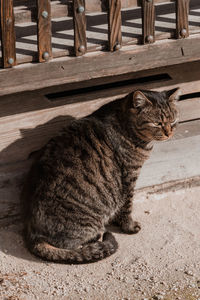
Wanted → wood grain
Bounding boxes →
[37,0,52,62]
[73,0,87,56]
[108,0,122,51]
[0,0,16,68]
[176,0,190,39]
[141,0,155,44]
[1,34,200,95]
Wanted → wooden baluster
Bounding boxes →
[176,0,190,39]
[141,0,155,44]
[73,0,87,56]
[0,0,16,68]
[37,0,52,62]
[108,0,122,52]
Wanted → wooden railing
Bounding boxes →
[0,0,16,67]
[0,0,192,68]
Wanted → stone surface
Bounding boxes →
[0,185,200,299]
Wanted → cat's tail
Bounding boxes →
[29,232,118,264]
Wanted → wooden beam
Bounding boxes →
[37,0,52,62]
[141,0,155,44]
[176,0,190,39]
[0,0,16,68]
[73,0,87,56]
[1,34,200,96]
[108,0,122,52]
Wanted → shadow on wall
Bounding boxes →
[0,114,76,261]
[0,115,75,167]
[0,115,75,227]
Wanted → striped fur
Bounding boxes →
[23,88,179,263]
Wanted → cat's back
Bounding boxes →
[40,116,112,167]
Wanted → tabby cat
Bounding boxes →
[23,88,179,264]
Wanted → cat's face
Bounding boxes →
[130,88,179,142]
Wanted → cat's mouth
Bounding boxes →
[154,134,173,141]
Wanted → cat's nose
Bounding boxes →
[163,124,172,137]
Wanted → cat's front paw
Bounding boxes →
[121,218,141,234]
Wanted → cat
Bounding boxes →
[22,88,179,264]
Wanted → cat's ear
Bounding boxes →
[166,88,181,102]
[132,90,152,108]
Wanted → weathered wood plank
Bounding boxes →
[37,0,52,62]
[0,60,200,114]
[73,0,87,56]
[0,0,16,68]
[41,60,200,101]
[178,98,200,122]
[1,34,200,95]
[108,0,122,51]
[176,0,190,39]
[173,119,200,141]
[141,0,155,44]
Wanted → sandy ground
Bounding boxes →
[0,183,200,300]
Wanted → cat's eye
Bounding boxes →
[154,122,162,127]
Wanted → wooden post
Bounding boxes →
[37,0,52,62]
[73,0,87,56]
[108,0,122,52]
[176,0,190,39]
[141,0,155,44]
[0,0,16,68]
